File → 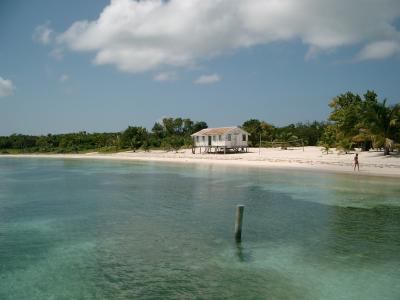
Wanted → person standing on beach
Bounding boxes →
[353,153,359,171]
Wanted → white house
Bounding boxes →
[191,127,250,153]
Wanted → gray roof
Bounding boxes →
[191,127,250,136]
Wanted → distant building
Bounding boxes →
[191,127,250,153]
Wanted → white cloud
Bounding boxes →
[57,0,400,72]
[154,71,178,81]
[0,76,15,98]
[357,40,400,60]
[59,74,69,82]
[194,74,221,85]
[33,22,54,45]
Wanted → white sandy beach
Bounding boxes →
[2,146,400,177]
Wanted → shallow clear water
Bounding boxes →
[0,158,399,299]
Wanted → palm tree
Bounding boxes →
[363,100,399,155]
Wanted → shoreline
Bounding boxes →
[1,147,400,178]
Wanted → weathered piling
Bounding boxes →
[234,205,245,242]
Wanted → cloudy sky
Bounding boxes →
[1,0,400,135]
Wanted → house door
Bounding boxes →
[208,136,212,146]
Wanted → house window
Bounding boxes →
[227,134,232,141]
[218,135,222,141]
[196,136,199,142]
[242,134,246,141]
[202,136,205,142]
[212,136,216,141]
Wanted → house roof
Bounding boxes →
[191,127,250,136]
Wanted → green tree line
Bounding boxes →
[242,91,399,155]
[241,119,326,148]
[319,91,400,155]
[1,91,398,155]
[0,118,208,154]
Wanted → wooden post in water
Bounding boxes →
[235,205,245,243]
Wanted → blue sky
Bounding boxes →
[1,0,399,135]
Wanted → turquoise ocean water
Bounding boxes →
[0,157,399,299]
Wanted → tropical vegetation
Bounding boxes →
[0,91,398,155]
[0,118,207,154]
[322,91,400,155]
